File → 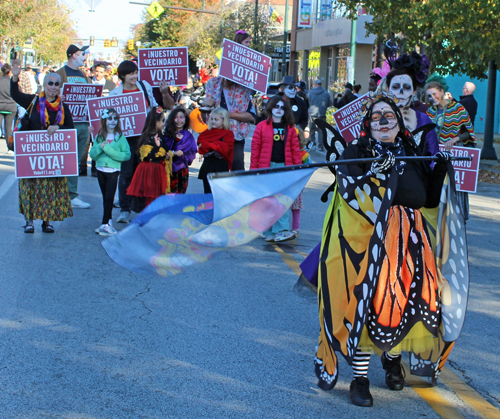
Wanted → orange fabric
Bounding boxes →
[373,207,438,329]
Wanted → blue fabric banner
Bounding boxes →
[102,168,316,276]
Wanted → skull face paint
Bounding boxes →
[370,102,399,143]
[272,101,285,119]
[389,75,414,108]
[284,85,297,99]
[426,87,443,107]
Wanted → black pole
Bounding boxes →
[481,60,498,160]
[254,0,259,50]
[210,156,472,179]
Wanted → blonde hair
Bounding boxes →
[208,107,230,130]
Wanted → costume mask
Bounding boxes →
[272,101,285,119]
[370,102,399,143]
[284,85,297,99]
[389,75,414,108]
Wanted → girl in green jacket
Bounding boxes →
[89,108,131,236]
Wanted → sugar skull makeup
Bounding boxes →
[272,101,285,118]
[370,102,399,142]
[106,113,119,130]
[284,85,297,99]
[426,87,443,107]
[389,75,414,108]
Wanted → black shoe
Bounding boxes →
[24,222,34,234]
[381,352,405,391]
[79,171,87,177]
[350,377,373,407]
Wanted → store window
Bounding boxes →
[308,49,321,87]
[335,44,351,84]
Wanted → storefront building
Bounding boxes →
[289,2,376,97]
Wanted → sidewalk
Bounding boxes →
[475,137,500,173]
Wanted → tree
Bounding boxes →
[338,0,500,79]
[129,1,279,69]
[0,0,75,65]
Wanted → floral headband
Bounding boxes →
[102,109,111,119]
[156,106,164,114]
[236,30,247,35]
[356,91,399,121]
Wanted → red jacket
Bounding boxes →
[250,120,301,169]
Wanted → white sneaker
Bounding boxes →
[98,224,117,236]
[117,211,131,223]
[274,230,296,242]
[264,235,275,242]
[71,197,91,209]
[95,226,100,234]
[7,150,14,155]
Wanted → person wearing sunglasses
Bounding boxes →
[10,60,75,234]
[250,95,301,242]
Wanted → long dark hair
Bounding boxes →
[233,31,251,45]
[265,95,295,126]
[96,108,123,141]
[359,97,415,150]
[164,107,190,139]
[139,106,165,147]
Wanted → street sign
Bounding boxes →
[147,1,165,18]
[14,129,79,178]
[87,92,148,138]
[219,39,271,94]
[62,83,104,123]
[138,47,189,87]
[439,145,480,193]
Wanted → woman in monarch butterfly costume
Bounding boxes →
[315,92,470,407]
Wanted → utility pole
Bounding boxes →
[482,60,498,160]
[281,0,288,78]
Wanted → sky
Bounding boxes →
[62,0,150,51]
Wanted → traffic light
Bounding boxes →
[128,39,134,50]
[103,39,110,48]
[90,36,95,46]
[111,37,118,47]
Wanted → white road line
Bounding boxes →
[0,174,15,201]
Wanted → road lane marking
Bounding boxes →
[439,368,500,419]
[271,243,500,419]
[0,174,15,202]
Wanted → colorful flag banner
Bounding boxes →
[102,167,316,276]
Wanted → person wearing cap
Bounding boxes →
[296,80,309,109]
[278,75,308,131]
[308,79,332,152]
[56,44,92,209]
[333,82,356,109]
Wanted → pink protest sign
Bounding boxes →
[219,39,271,94]
[138,47,189,87]
[439,145,480,193]
[86,92,148,138]
[333,94,367,143]
[14,129,78,179]
[62,83,103,122]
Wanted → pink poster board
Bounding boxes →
[333,94,367,143]
[86,92,148,138]
[439,145,480,193]
[62,83,103,122]
[219,39,271,94]
[138,47,189,87]
[14,129,78,178]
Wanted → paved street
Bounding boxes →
[0,139,499,419]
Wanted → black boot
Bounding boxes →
[381,352,405,391]
[349,377,373,407]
